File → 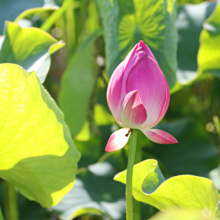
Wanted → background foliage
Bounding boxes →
[0,0,220,219]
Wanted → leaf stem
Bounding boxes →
[3,181,18,220]
[134,133,142,220]
[0,207,4,220]
[213,115,220,136]
[40,0,79,31]
[126,129,137,220]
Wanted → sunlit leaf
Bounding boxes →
[114,159,219,217]
[96,0,177,89]
[0,22,64,83]
[198,1,220,77]
[149,209,218,220]
[0,64,80,207]
[58,29,102,137]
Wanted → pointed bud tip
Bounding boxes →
[138,40,148,48]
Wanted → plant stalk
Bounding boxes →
[0,207,4,220]
[40,0,79,31]
[126,129,137,220]
[3,181,18,220]
[134,133,142,220]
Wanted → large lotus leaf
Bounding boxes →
[149,209,219,220]
[114,159,220,218]
[0,22,64,83]
[96,0,177,89]
[198,1,220,77]
[58,29,102,137]
[0,0,62,34]
[145,118,218,177]
[54,160,126,220]
[176,1,216,84]
[0,64,80,207]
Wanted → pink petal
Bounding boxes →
[142,129,178,144]
[116,42,149,116]
[121,90,147,128]
[107,41,147,118]
[149,77,170,128]
[107,62,124,121]
[123,41,147,72]
[126,54,169,128]
[105,128,131,152]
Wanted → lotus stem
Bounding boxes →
[0,207,4,220]
[3,181,18,220]
[126,129,137,220]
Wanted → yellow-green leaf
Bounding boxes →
[114,159,219,218]
[0,22,64,83]
[150,209,219,220]
[0,63,80,207]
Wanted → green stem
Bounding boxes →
[134,134,142,220]
[3,181,18,220]
[40,0,79,32]
[126,129,137,220]
[0,207,4,220]
[213,115,220,136]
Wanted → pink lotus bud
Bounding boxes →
[106,41,178,152]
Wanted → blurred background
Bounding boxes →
[0,0,220,219]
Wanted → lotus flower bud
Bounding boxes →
[106,41,177,152]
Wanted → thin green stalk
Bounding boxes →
[40,0,79,32]
[133,199,141,220]
[134,134,142,220]
[0,207,4,220]
[126,129,138,220]
[213,115,220,136]
[3,181,18,220]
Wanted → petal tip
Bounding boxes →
[138,40,148,49]
[105,128,130,152]
[142,129,178,145]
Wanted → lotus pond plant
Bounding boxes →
[1,0,220,220]
[106,41,178,220]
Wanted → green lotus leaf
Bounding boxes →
[58,29,102,137]
[114,159,219,218]
[0,22,64,83]
[198,1,220,77]
[0,63,80,207]
[96,0,177,89]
